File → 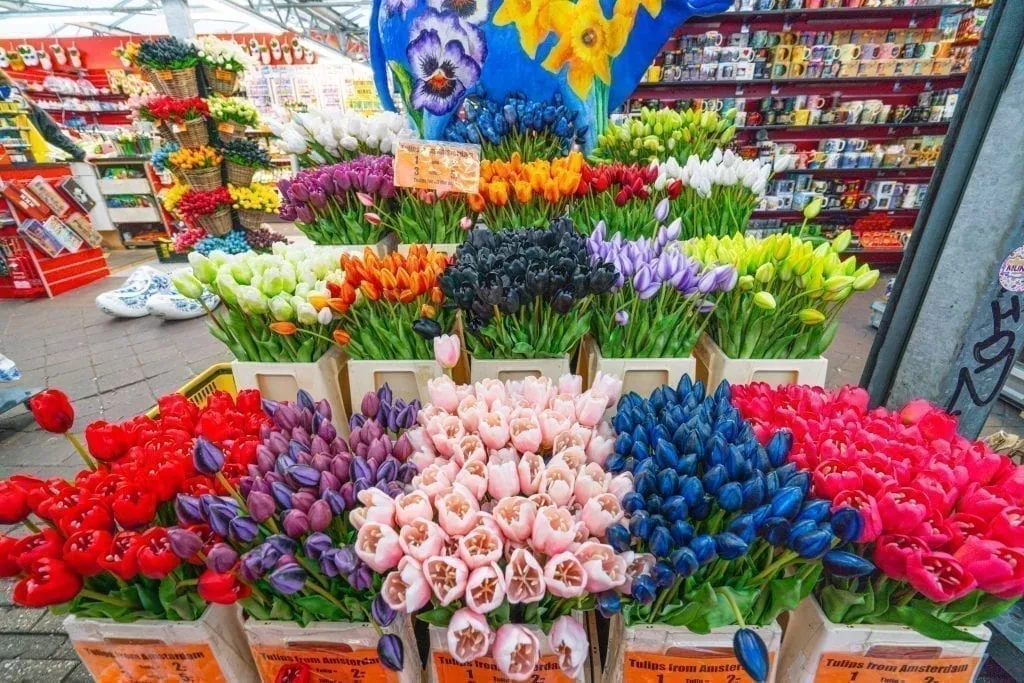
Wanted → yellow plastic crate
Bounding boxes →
[146,363,237,418]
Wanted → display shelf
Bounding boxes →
[0,162,71,170]
[751,208,920,218]
[713,4,971,21]
[736,121,949,132]
[98,178,152,195]
[774,166,936,177]
[107,205,161,224]
[636,72,967,92]
[26,90,129,101]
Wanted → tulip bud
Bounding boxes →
[798,308,826,326]
[282,509,310,538]
[308,499,332,532]
[803,197,823,221]
[206,543,238,572]
[752,291,776,311]
[172,270,204,300]
[188,251,218,283]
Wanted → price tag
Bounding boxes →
[394,139,480,195]
[251,645,397,683]
[432,652,574,682]
[72,640,226,683]
[158,70,173,81]
[217,122,235,134]
[622,649,774,683]
[214,68,233,81]
[171,123,186,133]
[814,654,980,683]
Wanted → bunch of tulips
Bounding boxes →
[686,232,879,359]
[147,95,209,124]
[587,219,737,359]
[278,156,393,245]
[733,383,1024,640]
[593,107,738,164]
[440,220,617,359]
[568,160,679,240]
[168,144,221,171]
[269,109,417,166]
[172,245,346,362]
[207,96,259,128]
[0,388,269,621]
[602,378,873,682]
[332,246,454,360]
[467,152,584,229]
[229,183,280,215]
[372,372,630,680]
[176,186,231,222]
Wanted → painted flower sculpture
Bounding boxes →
[370,0,735,148]
[733,383,1024,640]
[374,373,632,680]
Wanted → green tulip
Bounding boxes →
[824,275,855,292]
[261,267,285,297]
[215,270,240,307]
[755,262,775,283]
[799,308,826,325]
[230,260,252,285]
[296,302,318,325]
[187,252,217,284]
[853,269,880,291]
[172,270,203,299]
[803,198,823,220]
[832,229,852,253]
[753,291,777,311]
[269,294,295,322]
[238,286,269,316]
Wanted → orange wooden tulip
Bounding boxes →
[269,322,297,335]
[333,329,351,345]
[327,297,349,314]
[420,304,436,318]
[308,294,328,311]
[468,193,486,212]
[360,281,381,301]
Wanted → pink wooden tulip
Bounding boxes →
[541,463,576,507]
[493,624,540,682]
[557,374,582,397]
[474,378,507,409]
[447,607,493,663]
[576,542,627,592]
[355,522,402,572]
[552,393,577,421]
[456,459,489,501]
[456,396,487,435]
[453,434,487,466]
[479,411,510,451]
[459,525,504,569]
[395,491,433,527]
[574,463,610,506]
[438,484,480,537]
[586,434,615,467]
[494,497,538,543]
[414,463,452,501]
[551,446,586,472]
[487,453,520,500]
[427,414,464,457]
[575,390,608,427]
[510,415,543,454]
[538,409,572,450]
[608,472,635,501]
[505,548,545,604]
[434,334,461,369]
[427,375,460,412]
[521,376,553,410]
[424,555,469,606]
[518,452,544,495]
[581,492,624,537]
[549,616,588,679]
[544,552,587,598]
[532,506,575,556]
[465,563,506,613]
[591,372,622,408]
[357,487,396,526]
[399,518,447,563]
[382,556,432,612]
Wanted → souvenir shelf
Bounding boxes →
[90,157,171,248]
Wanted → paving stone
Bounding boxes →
[0,581,13,607]
[30,610,67,634]
[62,663,93,683]
[0,657,78,681]
[0,607,45,632]
[0,634,65,659]
[51,638,80,661]
[96,367,146,393]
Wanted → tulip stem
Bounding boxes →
[64,433,96,471]
[22,518,40,533]
[306,581,354,621]
[79,589,134,609]
[749,550,799,585]
[215,472,248,513]
[719,587,746,627]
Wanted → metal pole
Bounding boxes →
[161,0,195,40]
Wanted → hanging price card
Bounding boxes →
[394,139,480,194]
[814,654,980,683]
[432,652,574,683]
[250,645,397,683]
[217,122,235,134]
[622,649,775,683]
[214,68,234,81]
[72,640,226,682]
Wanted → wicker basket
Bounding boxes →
[214,120,248,144]
[202,64,239,97]
[198,208,233,236]
[238,209,273,231]
[181,166,223,192]
[172,118,209,148]
[152,66,199,98]
[225,161,256,187]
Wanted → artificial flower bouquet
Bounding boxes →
[173,245,346,363]
[587,220,737,359]
[332,246,454,361]
[734,384,1024,650]
[382,372,630,680]
[594,107,738,164]
[440,220,617,362]
[686,232,879,359]
[150,140,179,173]
[220,137,271,170]
[655,150,771,239]
[230,183,281,230]
[443,87,586,162]
[207,96,260,130]
[148,95,211,148]
[136,36,199,71]
[601,378,873,683]
[168,145,223,191]
[269,109,417,166]
[191,35,255,95]
[177,186,233,235]
[278,156,393,246]
[467,152,584,229]
[569,160,677,240]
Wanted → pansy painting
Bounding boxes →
[408,31,482,115]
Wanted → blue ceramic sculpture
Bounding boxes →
[369,0,734,150]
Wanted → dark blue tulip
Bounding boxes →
[670,547,699,577]
[658,469,679,499]
[788,519,817,543]
[823,550,875,578]
[734,628,769,683]
[798,499,832,524]
[788,471,811,495]
[760,517,792,546]
[702,464,728,495]
[681,476,704,506]
[715,532,749,560]
[372,594,397,627]
[597,591,621,618]
[303,532,332,560]
[792,529,834,559]
[677,454,698,476]
[770,486,803,519]
[670,520,694,547]
[175,494,203,525]
[649,513,667,530]
[630,511,654,541]
[193,436,225,474]
[663,496,688,523]
[630,441,650,462]
[631,425,649,447]
[323,489,346,515]
[689,535,718,564]
[606,523,631,552]
[646,495,663,516]
[636,458,659,479]
[613,420,633,444]
[288,464,320,487]
[377,633,404,672]
[622,492,646,514]
[268,563,306,594]
[775,462,798,483]
[271,481,294,510]
[690,495,712,521]
[635,472,656,498]
[718,482,743,512]
[728,513,757,544]
[655,441,679,470]
[653,560,675,588]
[622,456,638,474]
[606,453,626,473]
[765,430,793,467]
[334,545,358,575]
[765,471,779,497]
[677,373,694,396]
[631,575,657,604]
[751,504,771,529]
[742,475,766,510]
[264,534,298,556]
[229,516,259,543]
[650,526,674,558]
[207,503,237,537]
[831,506,864,544]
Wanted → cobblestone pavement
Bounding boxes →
[0,258,1020,681]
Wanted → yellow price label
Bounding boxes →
[394,139,480,195]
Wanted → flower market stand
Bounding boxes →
[427,623,588,683]
[64,605,256,682]
[777,599,991,683]
[578,336,698,397]
[602,617,782,683]
[231,347,349,434]
[245,618,420,683]
[469,356,571,384]
[695,335,828,392]
[346,358,442,406]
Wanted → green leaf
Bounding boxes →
[294,595,344,621]
[135,583,163,616]
[512,341,534,355]
[158,576,177,609]
[946,590,983,615]
[166,595,195,621]
[953,595,1019,627]
[696,582,717,607]
[878,606,983,642]
[523,602,541,626]
[417,606,455,627]
[798,565,823,602]
[269,596,294,621]
[663,601,702,627]
[760,576,802,623]
[820,585,865,624]
[487,600,511,631]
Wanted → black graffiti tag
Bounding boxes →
[947,294,1021,415]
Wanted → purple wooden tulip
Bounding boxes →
[377,384,393,407]
[393,433,412,462]
[340,481,356,509]
[386,480,404,497]
[238,476,254,498]
[317,420,337,443]
[372,594,397,627]
[240,550,265,582]
[268,563,306,594]
[334,546,358,574]
[288,464,321,487]
[291,490,316,512]
[349,413,366,431]
[714,264,739,291]
[265,471,282,485]
[274,404,300,431]
[697,269,719,294]
[323,489,347,515]
[351,563,372,591]
[175,494,203,525]
[194,437,225,474]
[331,454,352,482]
[311,436,330,457]
[265,534,297,556]
[365,419,383,443]
[229,516,259,543]
[352,456,372,482]
[256,446,276,473]
[167,527,203,559]
[361,391,380,419]
[304,532,332,560]
[206,543,238,572]
[397,462,417,485]
[366,440,386,466]
[317,471,340,496]
[275,453,297,477]
[271,481,294,510]
[311,453,332,473]
[319,548,340,577]
[316,399,331,421]
[376,457,398,484]
[282,509,310,538]
[207,503,237,537]
[308,499,332,532]
[267,431,288,455]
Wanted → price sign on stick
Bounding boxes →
[394,139,480,195]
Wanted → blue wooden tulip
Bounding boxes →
[636,458,659,479]
[650,526,674,559]
[788,471,811,495]
[769,486,803,519]
[750,503,771,529]
[797,499,832,524]
[629,511,653,540]
[792,529,834,560]
[653,560,675,587]
[765,470,780,497]
[621,492,646,514]
[681,476,704,506]
[714,532,749,560]
[765,429,793,467]
[605,453,626,474]
[646,495,663,516]
[676,374,693,396]
[670,520,694,547]
[630,441,650,462]
[606,523,631,553]
[654,441,679,470]
[734,628,769,683]
[632,425,650,446]
[597,590,621,617]
[718,482,743,512]
[759,517,791,547]
[727,513,756,544]
[774,462,798,483]
[677,453,698,476]
[670,547,699,577]
[635,472,656,498]
[702,464,728,495]
[787,519,817,544]
[663,496,688,523]
[823,550,875,578]
[614,432,632,456]
[689,534,717,564]
[742,475,766,510]
[632,575,657,604]
[622,456,637,474]
[830,506,864,544]
[658,469,679,498]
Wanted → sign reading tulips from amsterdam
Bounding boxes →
[433,652,575,682]
[394,139,480,195]
[814,653,980,683]
[72,640,226,682]
[623,650,776,683]
[250,645,398,682]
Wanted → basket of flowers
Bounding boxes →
[191,35,254,96]
[168,145,222,191]
[149,96,210,148]
[136,37,200,97]
[208,97,259,143]
[229,183,280,230]
[220,138,270,187]
[178,186,233,236]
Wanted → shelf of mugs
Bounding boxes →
[750,207,921,217]
[636,72,965,91]
[714,3,972,21]
[773,165,936,176]
[737,120,948,131]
